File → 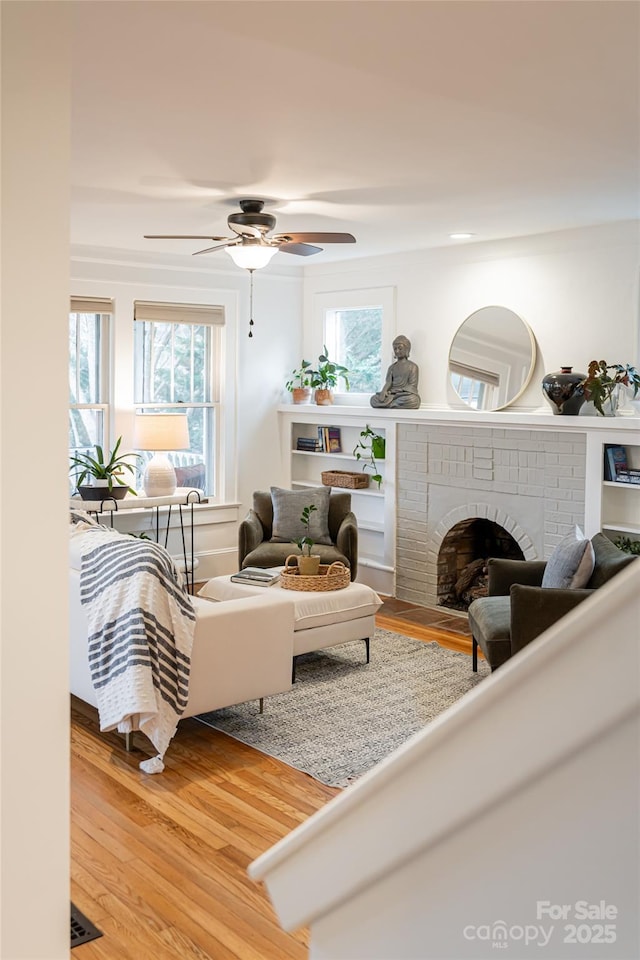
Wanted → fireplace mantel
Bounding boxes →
[278,402,640,435]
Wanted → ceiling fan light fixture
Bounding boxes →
[225,243,278,270]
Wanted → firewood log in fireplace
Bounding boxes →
[454,557,488,605]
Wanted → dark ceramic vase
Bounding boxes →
[542,367,587,415]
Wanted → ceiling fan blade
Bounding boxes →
[193,239,239,255]
[144,234,227,240]
[272,232,356,244]
[277,241,323,257]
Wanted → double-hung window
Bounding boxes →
[449,362,499,410]
[69,297,111,486]
[133,301,224,496]
[316,287,395,399]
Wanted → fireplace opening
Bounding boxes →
[437,518,524,611]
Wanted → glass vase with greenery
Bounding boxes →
[580,361,640,415]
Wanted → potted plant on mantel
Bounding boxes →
[69,437,142,501]
[580,361,640,416]
[285,360,313,404]
[291,503,321,575]
[310,345,350,405]
[353,424,385,488]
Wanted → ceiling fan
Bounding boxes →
[144,198,356,270]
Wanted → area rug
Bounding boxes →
[196,629,489,787]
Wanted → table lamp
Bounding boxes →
[134,413,190,497]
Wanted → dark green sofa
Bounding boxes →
[468,533,636,672]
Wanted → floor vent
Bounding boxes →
[71,902,103,949]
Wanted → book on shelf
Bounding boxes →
[604,445,628,481]
[297,437,322,451]
[314,425,342,453]
[327,426,342,452]
[230,567,280,586]
[614,469,640,485]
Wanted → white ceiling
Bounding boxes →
[71,0,639,266]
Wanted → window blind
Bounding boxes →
[70,297,113,314]
[133,301,225,325]
[449,361,500,387]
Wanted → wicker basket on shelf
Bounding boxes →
[281,558,350,592]
[320,470,369,489]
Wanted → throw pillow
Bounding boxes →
[270,486,332,545]
[541,530,595,589]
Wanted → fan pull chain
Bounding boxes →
[248,268,255,337]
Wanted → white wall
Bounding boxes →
[302,221,640,411]
[71,221,639,576]
[70,250,303,577]
[1,3,70,956]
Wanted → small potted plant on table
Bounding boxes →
[290,504,321,575]
[70,436,142,501]
[285,360,313,404]
[310,346,350,405]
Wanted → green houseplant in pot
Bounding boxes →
[291,503,321,575]
[285,360,313,404]
[70,436,142,501]
[580,361,640,416]
[310,346,350,405]
[353,424,385,488]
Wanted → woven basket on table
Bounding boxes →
[281,558,350,592]
[320,470,369,489]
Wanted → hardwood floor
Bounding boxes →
[71,602,471,959]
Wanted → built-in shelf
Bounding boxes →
[282,410,395,593]
[598,441,640,543]
[602,522,640,536]
[291,479,385,499]
[359,520,385,534]
[292,450,356,461]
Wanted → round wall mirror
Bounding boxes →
[448,306,536,411]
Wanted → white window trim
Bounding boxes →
[69,285,239,508]
[133,301,225,500]
[312,287,396,404]
[69,304,111,451]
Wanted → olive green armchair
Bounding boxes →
[468,533,635,672]
[238,490,359,580]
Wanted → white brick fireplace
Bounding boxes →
[396,422,588,606]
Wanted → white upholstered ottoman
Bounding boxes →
[198,574,382,680]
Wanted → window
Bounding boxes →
[133,301,224,496]
[450,362,499,410]
[69,297,110,477]
[316,287,395,397]
[324,307,383,393]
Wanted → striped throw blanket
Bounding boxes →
[75,521,196,773]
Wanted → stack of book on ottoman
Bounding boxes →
[230,567,280,586]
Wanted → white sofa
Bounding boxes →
[69,566,295,720]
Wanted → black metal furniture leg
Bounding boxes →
[292,657,297,683]
[364,637,370,663]
[472,636,478,672]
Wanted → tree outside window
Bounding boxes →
[324,306,383,394]
[134,314,219,495]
